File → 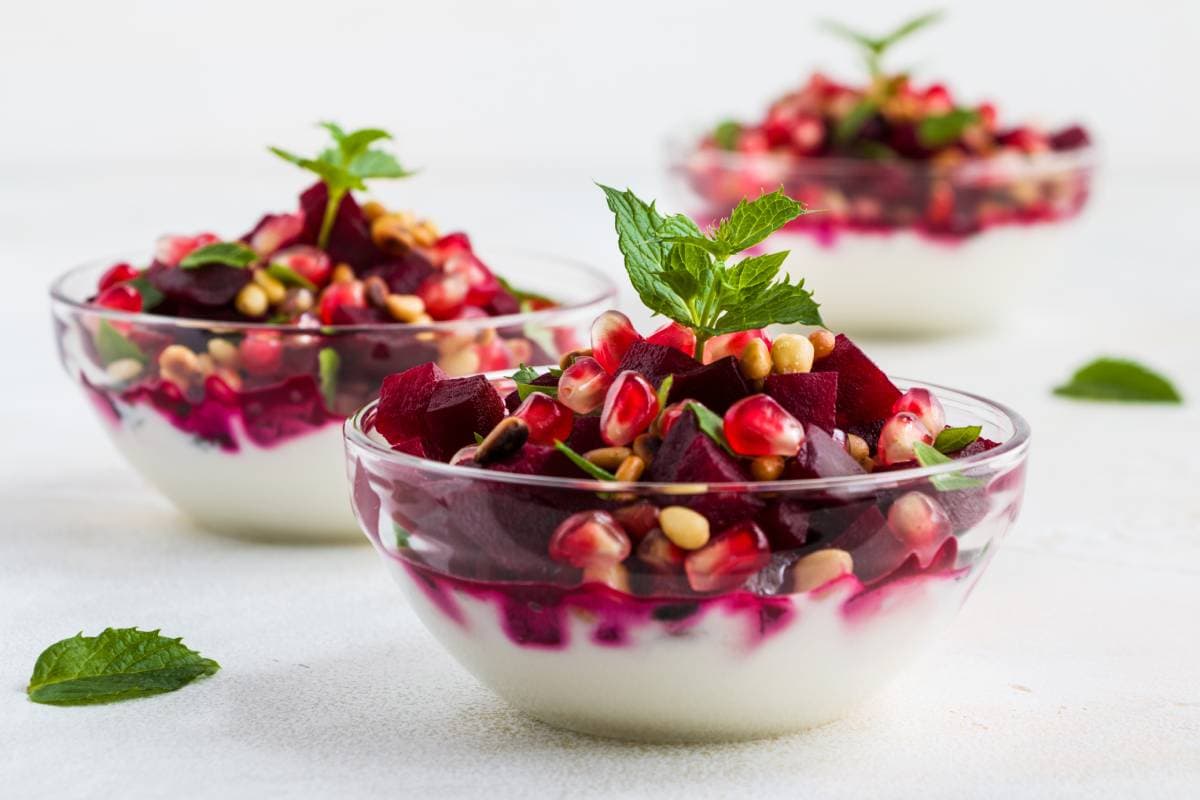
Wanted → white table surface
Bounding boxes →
[2,165,1198,798]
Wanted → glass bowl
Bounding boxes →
[51,252,616,542]
[344,375,1029,741]
[667,133,1096,335]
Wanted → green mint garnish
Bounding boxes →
[712,120,742,150]
[1053,358,1182,404]
[27,628,219,706]
[656,374,675,409]
[687,401,735,455]
[599,185,821,358]
[392,521,411,549]
[318,347,340,409]
[95,320,146,366]
[496,275,555,311]
[918,108,980,148]
[835,98,880,145]
[266,262,317,292]
[821,10,944,77]
[473,432,485,445]
[933,425,982,454]
[509,364,559,401]
[127,275,164,310]
[270,122,413,250]
[179,242,258,270]
[913,441,984,491]
[554,440,618,481]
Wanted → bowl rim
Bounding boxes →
[344,374,1031,494]
[48,247,619,334]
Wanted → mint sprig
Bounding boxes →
[933,425,981,454]
[179,242,258,270]
[599,185,821,357]
[913,441,984,491]
[95,320,146,366]
[821,10,944,78]
[918,108,980,149]
[554,440,618,481]
[1053,358,1182,404]
[27,628,219,705]
[271,122,414,249]
[687,401,735,455]
[510,364,558,401]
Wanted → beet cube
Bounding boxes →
[485,444,576,477]
[812,334,901,429]
[564,414,605,453]
[616,340,699,388]
[953,437,1000,459]
[648,413,758,529]
[298,182,382,269]
[790,423,865,479]
[758,501,810,551]
[361,251,437,295]
[147,262,250,308]
[420,375,504,461]
[376,363,447,445]
[764,372,838,432]
[666,356,750,414]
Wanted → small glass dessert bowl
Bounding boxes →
[344,375,1028,742]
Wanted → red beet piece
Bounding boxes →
[616,340,699,388]
[503,373,559,412]
[758,500,810,551]
[376,363,448,444]
[764,372,838,432]
[953,437,1000,459]
[812,334,901,429]
[564,414,605,453]
[420,375,505,461]
[298,182,382,269]
[789,423,865,479]
[485,444,577,477]
[147,261,250,307]
[648,413,758,529]
[666,356,750,414]
[361,251,437,295]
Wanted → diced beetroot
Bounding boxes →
[361,251,437,295]
[485,444,577,478]
[298,182,382,269]
[812,334,901,429]
[647,413,758,529]
[392,436,426,457]
[420,375,505,461]
[615,340,698,388]
[828,505,887,552]
[758,500,810,551]
[564,414,605,453]
[763,372,838,432]
[147,262,250,307]
[376,363,448,444]
[789,423,865,478]
[485,288,521,316]
[330,305,389,325]
[938,487,990,532]
[240,375,336,447]
[953,437,1000,459]
[666,356,750,414]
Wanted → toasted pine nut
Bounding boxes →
[659,505,710,550]
[846,434,870,466]
[105,357,143,383]
[584,447,631,471]
[738,338,773,380]
[770,333,815,374]
[750,455,785,481]
[279,287,314,316]
[614,454,646,482]
[363,275,390,309]
[474,417,529,465]
[632,433,660,467]
[559,347,593,370]
[361,200,388,223]
[792,549,853,592]
[206,338,240,369]
[252,269,287,305]
[411,220,440,247]
[331,263,356,284]
[809,330,836,360]
[158,344,201,388]
[384,293,426,323]
[235,283,269,317]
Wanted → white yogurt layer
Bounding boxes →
[106,404,359,541]
[778,224,1072,335]
[388,559,972,742]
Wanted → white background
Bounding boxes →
[2,2,1199,798]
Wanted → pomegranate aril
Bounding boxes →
[637,529,686,571]
[887,491,952,549]
[891,388,945,438]
[612,502,660,542]
[876,412,933,466]
[98,263,138,291]
[154,232,219,267]
[239,332,283,376]
[723,394,805,457]
[96,284,142,313]
[655,400,691,437]
[442,251,500,307]
[701,329,769,364]
[599,371,660,447]
[557,356,613,414]
[416,272,469,320]
[590,310,641,373]
[645,321,697,357]
[272,244,332,287]
[250,213,305,257]
[512,392,574,445]
[317,280,367,325]
[684,522,770,594]
[549,510,631,569]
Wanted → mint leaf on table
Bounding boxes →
[918,108,980,148]
[934,425,982,454]
[95,320,146,366]
[179,242,258,270]
[1053,358,1182,404]
[27,628,219,706]
[913,442,984,491]
[554,440,618,481]
[267,262,317,292]
[687,401,735,455]
[318,347,340,409]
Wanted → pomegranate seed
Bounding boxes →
[876,412,934,466]
[887,491,952,550]
[891,388,946,438]
[646,321,696,357]
[723,394,805,457]
[600,371,659,447]
[475,336,511,372]
[612,502,660,541]
[272,245,332,287]
[154,232,218,267]
[250,213,304,257]
[512,392,574,445]
[637,529,686,571]
[590,310,641,373]
[684,522,770,593]
[655,400,692,437]
[95,284,142,313]
[922,84,954,114]
[98,263,138,291]
[442,251,500,307]
[702,329,769,364]
[238,332,283,376]
[557,356,613,414]
[790,113,825,154]
[425,232,472,267]
[317,281,367,325]
[416,272,469,320]
[549,510,631,569]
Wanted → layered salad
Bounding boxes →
[671,12,1094,333]
[347,186,1029,740]
[51,123,609,539]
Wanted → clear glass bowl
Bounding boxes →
[667,134,1096,335]
[51,252,616,542]
[344,376,1030,741]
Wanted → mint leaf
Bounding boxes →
[554,440,618,481]
[349,149,414,180]
[127,275,164,310]
[518,383,558,401]
[687,401,735,455]
[496,275,555,308]
[510,364,540,383]
[934,425,982,454]
[714,190,806,254]
[179,242,257,270]
[711,273,821,334]
[822,11,943,77]
[656,374,675,409]
[918,108,980,148]
[27,628,219,705]
[1053,358,1182,404]
[267,262,317,292]
[473,432,485,445]
[913,442,985,491]
[835,98,879,144]
[95,320,146,366]
[318,347,340,409]
[712,120,742,150]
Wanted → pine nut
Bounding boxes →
[632,433,661,467]
[750,455,785,481]
[845,434,870,467]
[411,220,440,247]
[738,338,773,380]
[158,344,201,388]
[235,283,269,317]
[105,357,143,383]
[331,263,356,284]
[584,446,631,471]
[792,549,853,592]
[278,287,314,316]
[474,417,529,464]
[370,214,417,253]
[438,346,481,376]
[559,347,593,370]
[252,269,287,305]
[809,330,836,360]
[614,454,646,482]
[659,505,710,550]
[363,275,390,308]
[384,293,426,323]
[361,200,388,223]
[206,338,240,369]
[770,333,815,374]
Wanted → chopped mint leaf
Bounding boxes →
[266,262,317,292]
[687,401,735,455]
[517,383,558,401]
[1053,358,1182,404]
[510,364,540,384]
[554,440,618,481]
[933,425,982,454]
[473,432,485,445]
[179,242,257,270]
[835,98,879,144]
[821,10,944,77]
[127,275,164,310]
[712,119,742,150]
[913,442,985,491]
[714,191,807,254]
[496,275,554,308]
[656,374,675,409]
[918,108,980,148]
[27,628,219,706]
[318,347,340,409]
[392,521,411,548]
[95,320,146,366]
